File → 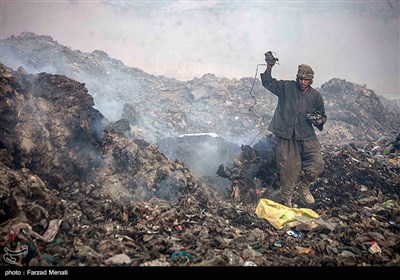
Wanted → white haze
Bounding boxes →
[0,0,399,98]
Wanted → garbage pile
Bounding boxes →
[1,64,399,266]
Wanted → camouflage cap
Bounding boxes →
[296,64,314,80]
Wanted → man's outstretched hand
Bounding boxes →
[264,51,279,66]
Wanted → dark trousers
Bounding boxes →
[276,135,325,198]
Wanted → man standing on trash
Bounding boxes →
[260,51,327,207]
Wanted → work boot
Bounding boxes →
[298,184,315,204]
[281,193,293,208]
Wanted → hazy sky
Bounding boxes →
[1,0,399,98]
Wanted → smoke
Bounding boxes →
[93,98,124,122]
[157,135,241,186]
[1,46,58,75]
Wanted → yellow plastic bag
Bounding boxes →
[255,199,319,230]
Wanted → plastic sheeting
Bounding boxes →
[255,199,319,230]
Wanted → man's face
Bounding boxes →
[298,79,311,91]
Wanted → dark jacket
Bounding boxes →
[261,71,326,140]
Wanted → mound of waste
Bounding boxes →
[0,64,399,266]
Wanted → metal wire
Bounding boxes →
[248,64,267,120]
[246,64,270,146]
